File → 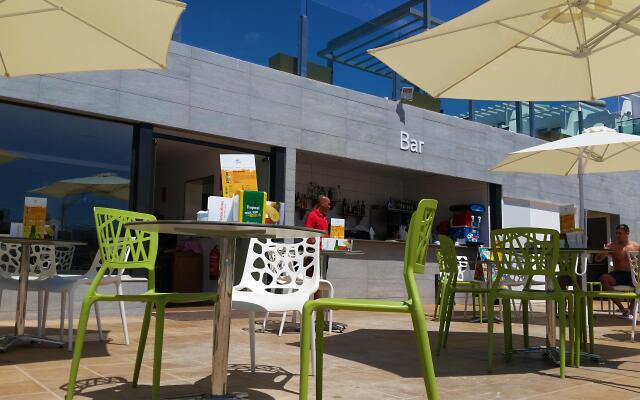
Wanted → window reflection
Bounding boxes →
[0,102,133,270]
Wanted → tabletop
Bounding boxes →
[0,237,87,246]
[321,250,365,256]
[125,220,325,239]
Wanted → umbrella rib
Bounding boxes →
[0,6,60,19]
[591,34,636,55]
[435,5,571,98]
[0,48,8,77]
[579,4,640,38]
[368,4,563,53]
[514,45,574,57]
[584,6,640,50]
[42,0,166,68]
[496,21,574,55]
[575,9,596,100]
[568,5,585,51]
[490,152,541,170]
[599,142,640,162]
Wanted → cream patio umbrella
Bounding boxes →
[491,126,640,241]
[0,0,185,77]
[31,173,130,230]
[0,149,22,165]
[32,173,130,201]
[368,0,640,101]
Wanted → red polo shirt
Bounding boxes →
[304,208,328,237]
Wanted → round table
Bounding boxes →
[0,237,86,352]
[125,221,324,399]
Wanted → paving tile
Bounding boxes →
[3,307,640,399]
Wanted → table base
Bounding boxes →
[512,346,602,365]
[469,316,503,323]
[0,334,65,352]
[171,393,248,399]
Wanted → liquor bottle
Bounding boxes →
[360,201,365,216]
[342,198,347,215]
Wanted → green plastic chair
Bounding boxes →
[66,208,218,400]
[299,199,439,400]
[579,250,640,354]
[487,228,575,378]
[436,235,488,355]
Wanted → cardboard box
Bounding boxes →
[207,196,234,222]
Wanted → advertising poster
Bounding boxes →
[220,154,257,198]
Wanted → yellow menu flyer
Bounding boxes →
[220,154,258,198]
[559,205,575,234]
[23,197,47,238]
[330,218,345,238]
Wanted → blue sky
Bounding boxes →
[178,1,616,115]
[179,1,485,113]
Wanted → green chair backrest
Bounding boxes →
[557,251,580,288]
[403,199,437,301]
[490,227,560,290]
[94,207,158,291]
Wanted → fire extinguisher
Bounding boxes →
[209,246,220,280]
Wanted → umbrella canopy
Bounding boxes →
[32,173,130,201]
[0,0,185,77]
[491,125,640,238]
[0,149,22,165]
[368,0,640,101]
[491,127,640,175]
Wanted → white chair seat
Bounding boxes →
[232,289,309,313]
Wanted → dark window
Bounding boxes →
[0,102,133,270]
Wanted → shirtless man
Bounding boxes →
[596,224,640,317]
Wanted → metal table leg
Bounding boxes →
[209,238,246,399]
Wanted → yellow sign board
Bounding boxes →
[220,154,258,198]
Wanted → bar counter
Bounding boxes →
[325,239,481,301]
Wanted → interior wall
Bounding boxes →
[296,155,490,242]
[294,159,405,231]
[502,197,560,230]
[154,140,270,220]
[404,175,490,243]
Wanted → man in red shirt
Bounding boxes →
[304,195,330,236]
[304,196,330,298]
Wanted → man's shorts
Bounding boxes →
[609,270,634,286]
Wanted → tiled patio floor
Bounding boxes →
[1,304,640,399]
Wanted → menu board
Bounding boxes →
[23,197,47,238]
[220,154,257,198]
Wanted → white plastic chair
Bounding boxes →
[41,252,130,350]
[456,256,480,317]
[0,242,56,335]
[263,278,335,336]
[232,238,320,373]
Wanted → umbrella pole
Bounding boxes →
[578,152,586,246]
